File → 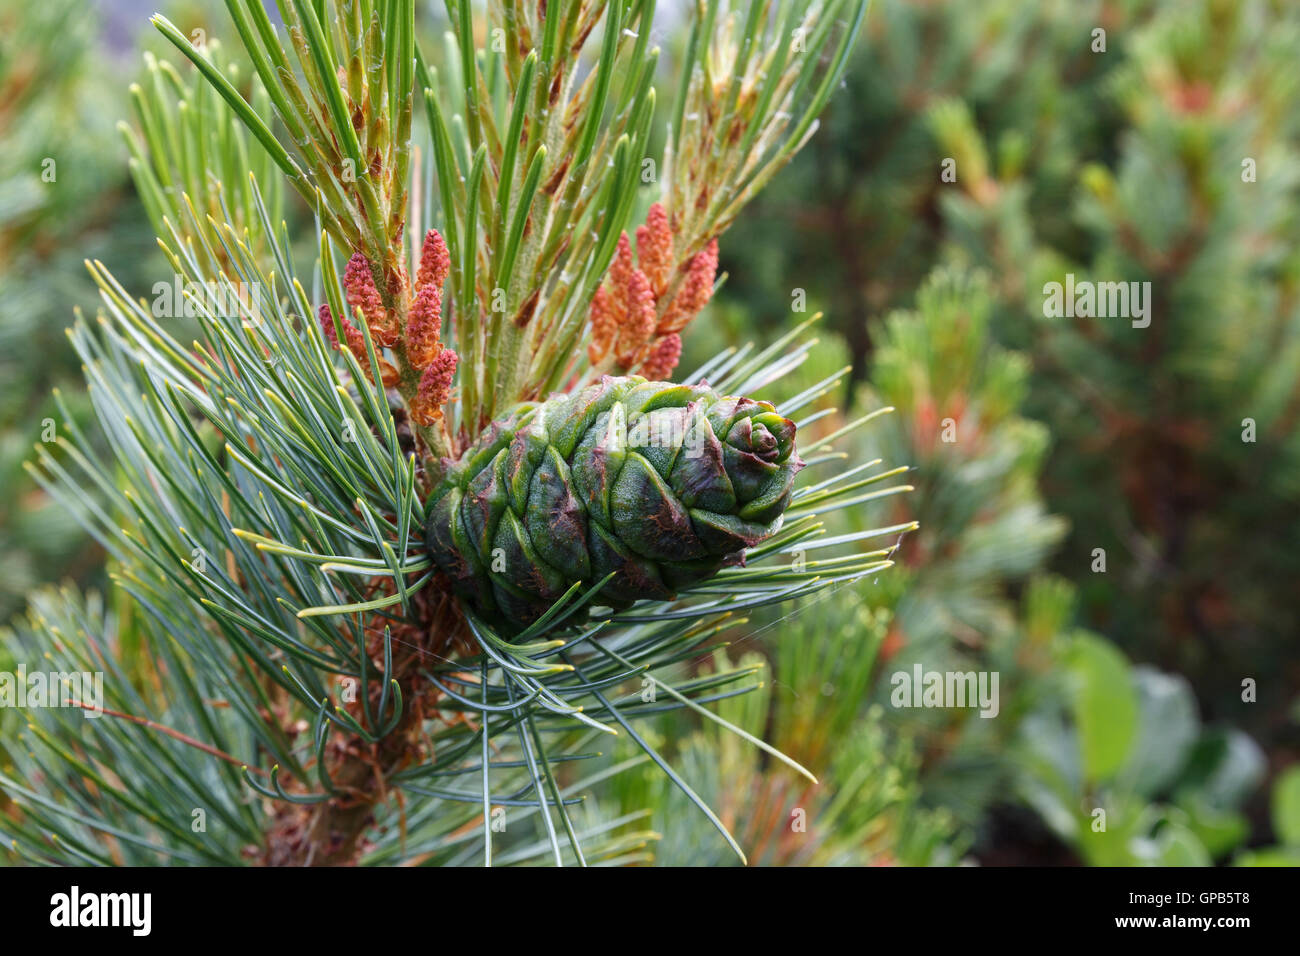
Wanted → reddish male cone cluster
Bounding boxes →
[343,253,398,346]
[319,229,459,425]
[588,203,719,380]
[407,230,458,426]
[319,300,401,387]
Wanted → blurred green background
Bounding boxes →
[2,0,1297,865]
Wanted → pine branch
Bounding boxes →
[2,0,892,868]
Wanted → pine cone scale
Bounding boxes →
[526,448,591,578]
[611,452,706,562]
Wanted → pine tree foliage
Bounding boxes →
[714,0,1300,740]
[0,0,148,621]
[845,268,1070,830]
[860,269,1067,651]
[0,0,909,867]
[613,590,961,866]
[717,0,1121,365]
[927,0,1300,724]
[122,39,286,278]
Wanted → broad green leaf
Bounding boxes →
[1143,822,1212,867]
[1234,848,1300,867]
[1272,766,1300,847]
[1175,794,1250,859]
[1118,667,1198,797]
[1178,728,1266,809]
[1066,631,1137,783]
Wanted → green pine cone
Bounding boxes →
[425,375,804,629]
